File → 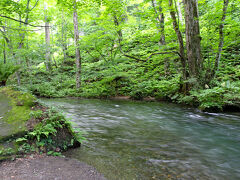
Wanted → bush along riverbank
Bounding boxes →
[0,87,82,161]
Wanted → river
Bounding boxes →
[42,98,240,180]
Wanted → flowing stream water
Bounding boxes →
[42,98,240,180]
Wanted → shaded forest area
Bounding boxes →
[0,0,240,111]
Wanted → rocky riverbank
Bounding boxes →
[0,87,106,179]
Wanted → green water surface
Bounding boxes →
[42,98,240,180]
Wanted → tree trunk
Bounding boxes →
[152,0,170,76]
[62,10,67,62]
[45,4,51,71]
[16,14,25,86]
[73,0,81,89]
[210,0,229,80]
[176,0,183,25]
[0,26,15,59]
[0,80,6,87]
[159,3,165,46]
[184,0,202,79]
[151,0,165,45]
[113,15,123,51]
[16,0,31,86]
[3,41,6,64]
[169,0,187,82]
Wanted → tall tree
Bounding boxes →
[44,3,51,71]
[61,9,68,62]
[3,40,6,64]
[73,0,81,89]
[151,0,170,75]
[16,0,31,86]
[207,0,230,82]
[169,0,187,87]
[151,0,165,46]
[183,0,202,79]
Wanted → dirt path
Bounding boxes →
[0,155,106,180]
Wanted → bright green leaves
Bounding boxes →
[0,0,22,15]
[0,62,19,85]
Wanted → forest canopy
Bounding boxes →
[0,0,240,111]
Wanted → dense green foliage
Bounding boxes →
[16,107,83,155]
[0,0,240,111]
[0,62,18,86]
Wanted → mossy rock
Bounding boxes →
[0,87,36,142]
[0,87,81,159]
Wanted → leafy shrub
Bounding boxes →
[0,62,19,86]
[190,82,240,111]
[17,108,84,153]
[191,87,225,110]
[130,80,156,100]
[177,95,195,105]
[153,79,180,100]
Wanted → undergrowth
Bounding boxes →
[7,56,240,112]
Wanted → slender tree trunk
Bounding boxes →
[151,0,165,45]
[158,4,165,45]
[158,4,170,76]
[169,0,187,81]
[73,0,81,89]
[16,0,32,86]
[61,10,67,62]
[184,0,202,79]
[3,41,6,64]
[176,0,183,25]
[0,27,15,59]
[152,0,170,76]
[113,15,123,51]
[16,14,25,86]
[212,0,229,77]
[45,4,51,71]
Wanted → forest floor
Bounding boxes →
[0,154,106,180]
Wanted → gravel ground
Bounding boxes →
[0,155,106,180]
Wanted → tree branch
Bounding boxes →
[120,50,181,62]
[214,0,229,72]
[122,53,144,61]
[146,51,182,61]
[0,15,49,28]
[86,50,96,59]
[30,0,40,12]
[0,25,42,31]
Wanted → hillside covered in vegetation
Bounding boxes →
[0,0,240,111]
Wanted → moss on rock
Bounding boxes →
[0,87,35,125]
[0,87,81,160]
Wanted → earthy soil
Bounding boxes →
[0,155,106,180]
[110,96,156,101]
[110,96,131,100]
